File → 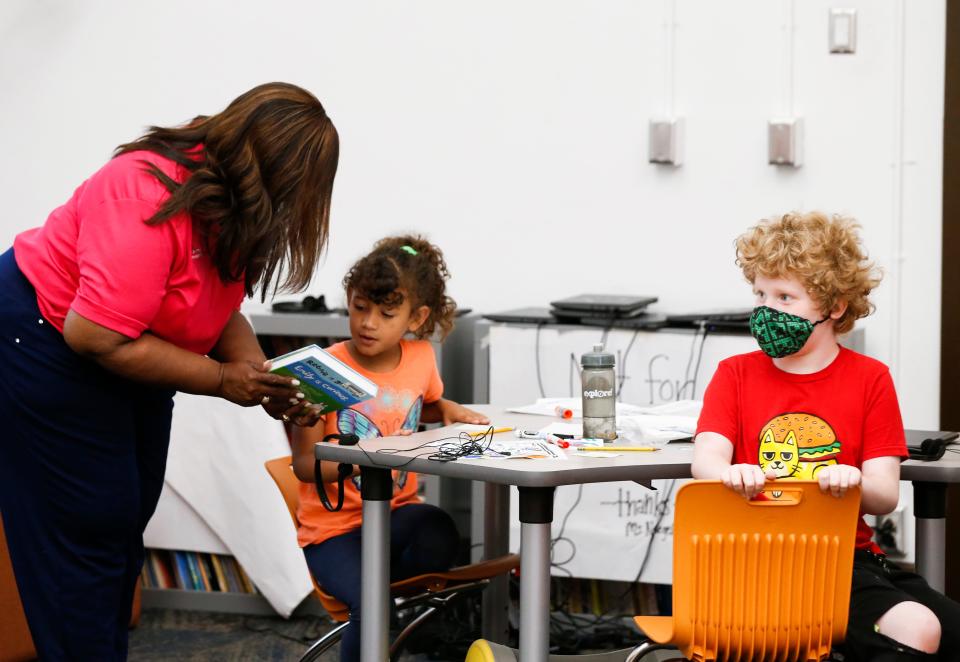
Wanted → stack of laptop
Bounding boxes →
[551,294,664,329]
[663,308,753,331]
[482,294,663,328]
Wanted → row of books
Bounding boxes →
[140,549,258,594]
[552,577,660,617]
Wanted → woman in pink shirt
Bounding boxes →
[0,82,339,660]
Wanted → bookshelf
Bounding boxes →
[142,482,280,615]
[139,549,266,613]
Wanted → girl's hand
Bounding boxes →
[439,401,490,426]
[816,464,862,498]
[219,360,301,407]
[721,463,776,499]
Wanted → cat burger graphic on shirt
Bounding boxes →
[758,412,841,480]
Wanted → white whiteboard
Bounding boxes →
[488,324,757,407]
[507,479,690,584]
[491,324,756,583]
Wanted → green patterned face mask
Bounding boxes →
[749,306,829,358]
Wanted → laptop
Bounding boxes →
[483,307,558,324]
[550,294,658,316]
[580,313,669,330]
[550,304,654,323]
[665,308,754,328]
[702,318,752,333]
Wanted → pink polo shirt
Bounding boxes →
[14,150,245,355]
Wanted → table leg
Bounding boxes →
[482,482,511,643]
[518,486,554,662]
[912,481,947,593]
[360,467,393,662]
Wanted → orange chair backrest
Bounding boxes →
[263,456,350,622]
[669,481,860,662]
[264,456,304,528]
[0,512,36,662]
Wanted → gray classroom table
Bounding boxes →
[313,405,960,662]
[901,450,960,593]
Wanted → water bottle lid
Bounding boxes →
[581,343,615,368]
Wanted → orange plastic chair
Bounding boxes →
[265,456,520,662]
[631,480,860,662]
[0,512,34,662]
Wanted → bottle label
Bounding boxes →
[583,388,614,399]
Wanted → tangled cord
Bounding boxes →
[544,478,678,647]
[345,426,506,470]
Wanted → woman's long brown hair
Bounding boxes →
[115,82,339,299]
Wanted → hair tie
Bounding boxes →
[400,245,418,256]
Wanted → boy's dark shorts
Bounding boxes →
[849,550,923,623]
[840,549,960,660]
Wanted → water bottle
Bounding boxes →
[580,343,617,441]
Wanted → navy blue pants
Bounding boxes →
[303,502,460,662]
[0,248,174,661]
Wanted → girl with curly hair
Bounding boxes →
[291,234,488,662]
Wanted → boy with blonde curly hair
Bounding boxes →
[692,212,960,661]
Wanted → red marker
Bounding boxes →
[545,434,570,449]
[554,406,573,420]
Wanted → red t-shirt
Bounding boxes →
[297,339,444,547]
[695,347,908,552]
[13,150,245,355]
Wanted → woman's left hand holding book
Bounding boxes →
[221,359,323,427]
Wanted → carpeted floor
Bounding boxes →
[128,608,447,661]
[129,608,336,661]
[127,608,678,661]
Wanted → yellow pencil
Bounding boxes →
[577,446,660,452]
[466,427,514,438]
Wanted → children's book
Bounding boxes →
[220,556,242,593]
[269,344,378,415]
[172,551,191,590]
[209,554,229,593]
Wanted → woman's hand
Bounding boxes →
[283,402,325,427]
[255,376,324,427]
[218,360,302,407]
[816,464,862,498]
[720,463,776,499]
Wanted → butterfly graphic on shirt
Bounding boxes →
[338,395,424,492]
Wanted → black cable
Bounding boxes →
[617,329,641,395]
[550,485,583,572]
[543,479,679,642]
[534,323,547,398]
[624,479,678,591]
[554,484,583,544]
[682,325,701,389]
[342,427,506,471]
[689,324,710,399]
[556,478,679,631]
[599,325,611,349]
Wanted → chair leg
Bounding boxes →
[299,621,350,662]
[625,640,679,662]
[389,585,487,661]
[388,605,440,661]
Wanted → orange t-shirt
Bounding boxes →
[296,339,444,547]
